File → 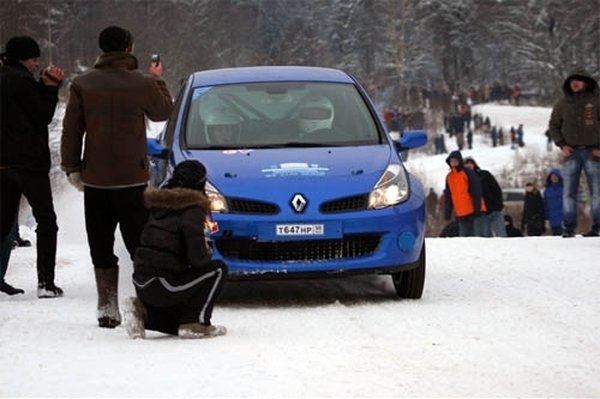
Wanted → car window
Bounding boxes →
[183,82,379,148]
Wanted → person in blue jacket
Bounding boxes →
[543,169,564,236]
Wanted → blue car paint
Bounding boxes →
[151,66,426,278]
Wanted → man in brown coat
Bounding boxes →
[61,26,173,328]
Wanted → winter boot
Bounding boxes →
[178,323,227,339]
[94,268,121,328]
[37,282,64,298]
[13,236,31,248]
[123,296,146,339]
[0,281,25,296]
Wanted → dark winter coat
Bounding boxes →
[522,188,545,236]
[444,151,486,220]
[61,52,173,187]
[133,187,213,280]
[548,68,600,149]
[0,60,60,172]
[465,158,504,213]
[543,168,563,228]
[504,215,523,237]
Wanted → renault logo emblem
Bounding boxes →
[290,194,307,213]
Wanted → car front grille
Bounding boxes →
[226,194,370,215]
[228,198,280,214]
[215,234,381,261]
[320,194,370,213]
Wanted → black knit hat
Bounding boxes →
[4,36,41,61]
[98,26,132,53]
[167,160,207,191]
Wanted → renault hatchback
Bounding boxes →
[148,66,427,298]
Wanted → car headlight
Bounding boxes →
[368,164,410,209]
[205,181,229,213]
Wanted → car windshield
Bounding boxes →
[183,82,380,149]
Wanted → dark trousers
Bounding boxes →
[1,220,17,282]
[84,185,147,268]
[134,260,227,335]
[0,169,58,284]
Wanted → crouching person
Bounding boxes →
[125,160,227,339]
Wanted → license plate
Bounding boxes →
[276,224,324,236]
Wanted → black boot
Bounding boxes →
[94,268,121,328]
[37,281,63,298]
[0,281,25,295]
[14,236,32,248]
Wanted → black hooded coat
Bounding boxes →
[133,187,213,280]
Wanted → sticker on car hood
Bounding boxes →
[262,162,329,177]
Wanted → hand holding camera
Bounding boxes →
[148,53,163,77]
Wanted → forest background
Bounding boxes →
[1,0,599,112]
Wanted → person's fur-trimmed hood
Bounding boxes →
[143,187,211,213]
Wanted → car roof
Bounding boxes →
[189,66,355,86]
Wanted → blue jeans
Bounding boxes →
[487,211,507,237]
[562,148,600,232]
[458,215,486,237]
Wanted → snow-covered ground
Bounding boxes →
[1,104,599,398]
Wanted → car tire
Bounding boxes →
[391,242,425,299]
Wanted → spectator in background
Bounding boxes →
[466,129,473,149]
[543,169,564,236]
[498,127,505,146]
[464,157,506,237]
[444,151,486,236]
[545,129,553,152]
[0,35,64,297]
[61,26,173,327]
[517,124,525,147]
[426,188,439,219]
[504,214,523,237]
[511,85,521,106]
[510,126,517,149]
[548,68,600,238]
[521,182,545,236]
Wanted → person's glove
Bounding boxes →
[67,172,84,192]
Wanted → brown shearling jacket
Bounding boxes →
[61,52,173,187]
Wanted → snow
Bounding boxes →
[2,104,599,398]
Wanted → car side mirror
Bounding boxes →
[147,138,169,159]
[398,130,427,150]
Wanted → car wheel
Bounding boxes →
[391,242,425,299]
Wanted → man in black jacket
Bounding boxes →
[464,157,506,237]
[0,36,64,297]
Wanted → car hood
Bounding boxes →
[183,145,394,198]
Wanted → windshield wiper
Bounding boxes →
[259,142,341,148]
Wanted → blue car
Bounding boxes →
[149,66,427,298]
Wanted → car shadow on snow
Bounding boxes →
[218,274,402,308]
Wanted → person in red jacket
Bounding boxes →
[444,151,486,236]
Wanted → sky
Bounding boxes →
[1,103,599,398]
